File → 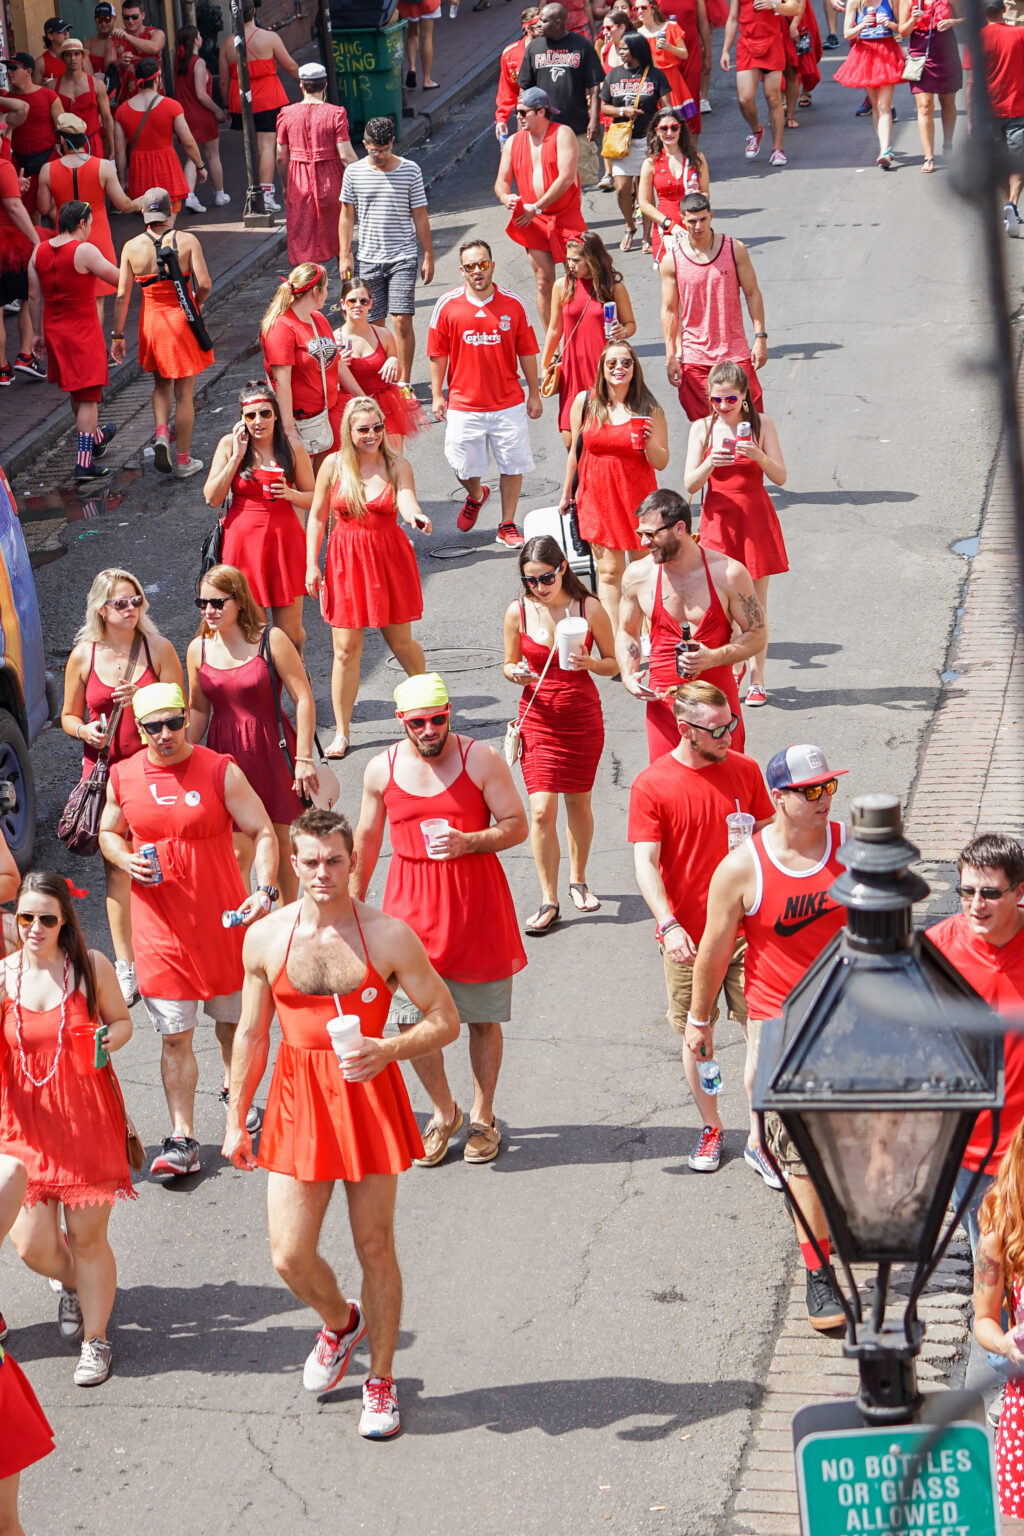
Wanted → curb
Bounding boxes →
[400,28,515,153]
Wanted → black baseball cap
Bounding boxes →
[44,17,71,33]
[95,3,116,15]
[1,52,37,71]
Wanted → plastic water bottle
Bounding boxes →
[498,124,508,145]
[698,1056,723,1095]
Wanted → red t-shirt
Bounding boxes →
[924,914,1024,1175]
[965,23,1024,119]
[426,284,539,412]
[628,749,774,945]
[261,309,340,418]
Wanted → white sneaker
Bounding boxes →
[184,192,206,213]
[359,1374,401,1439]
[769,148,787,166]
[700,96,712,112]
[74,1336,112,1386]
[262,190,282,213]
[115,958,138,1006]
[302,1302,367,1393]
[174,456,204,478]
[1005,201,1022,238]
[214,189,231,206]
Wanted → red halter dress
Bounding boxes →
[646,553,745,761]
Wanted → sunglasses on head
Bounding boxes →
[710,393,742,405]
[403,711,450,730]
[107,594,144,611]
[243,407,274,421]
[958,883,1013,901]
[195,596,231,610]
[143,714,186,734]
[16,911,61,929]
[784,778,839,801]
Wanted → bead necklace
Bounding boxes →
[13,954,71,1089]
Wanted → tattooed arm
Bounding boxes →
[616,563,657,699]
[677,555,766,679]
[972,1229,1024,1363]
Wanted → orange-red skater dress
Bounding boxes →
[322,481,423,630]
[135,231,214,380]
[114,94,189,202]
[258,908,424,1182]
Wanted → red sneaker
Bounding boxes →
[495,521,525,548]
[457,484,490,531]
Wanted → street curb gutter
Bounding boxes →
[1,33,511,490]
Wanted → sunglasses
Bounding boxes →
[107,594,144,611]
[194,596,231,610]
[636,522,674,538]
[142,714,186,734]
[658,122,680,131]
[710,394,742,406]
[404,712,450,730]
[355,423,384,435]
[784,778,839,801]
[243,407,274,421]
[344,295,371,306]
[688,715,740,740]
[461,260,492,272]
[607,357,634,369]
[515,108,535,117]
[957,884,1013,901]
[16,912,61,929]
[523,571,559,588]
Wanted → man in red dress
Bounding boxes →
[690,743,849,1331]
[99,682,278,1179]
[275,62,355,266]
[496,9,544,141]
[721,0,801,164]
[224,808,459,1441]
[352,673,529,1168]
[964,0,1024,235]
[110,0,165,104]
[494,87,584,330]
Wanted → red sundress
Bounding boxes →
[517,599,604,795]
[322,481,423,630]
[345,333,426,442]
[698,435,788,580]
[556,279,605,435]
[222,468,306,608]
[80,635,157,778]
[115,96,189,201]
[576,416,655,552]
[198,641,305,826]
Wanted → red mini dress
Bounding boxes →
[698,435,788,580]
[227,55,288,117]
[115,96,189,201]
[33,240,108,399]
[646,554,745,760]
[136,239,214,381]
[323,481,423,631]
[517,599,604,795]
[649,152,702,263]
[198,637,305,826]
[0,985,134,1208]
[0,1347,54,1481]
[258,907,424,1182]
[834,3,906,86]
[345,332,426,442]
[48,158,116,291]
[222,467,306,608]
[576,415,655,552]
[80,635,156,778]
[556,280,605,435]
[174,55,220,144]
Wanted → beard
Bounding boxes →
[687,730,726,764]
[651,531,682,563]
[409,724,449,758]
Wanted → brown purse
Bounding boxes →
[57,632,143,858]
[106,1060,145,1172]
[541,292,597,397]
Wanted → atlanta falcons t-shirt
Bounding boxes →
[427,285,539,412]
[517,30,605,134]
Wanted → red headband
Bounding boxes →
[288,265,324,297]
[65,879,89,899]
[241,394,273,406]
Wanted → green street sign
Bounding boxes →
[796,1422,998,1536]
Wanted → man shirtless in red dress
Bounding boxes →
[224,808,458,1441]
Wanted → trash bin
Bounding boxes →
[331,18,407,140]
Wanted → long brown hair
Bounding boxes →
[587,340,661,426]
[701,360,762,454]
[645,104,700,165]
[234,381,295,484]
[564,231,622,305]
[198,565,265,642]
[18,872,98,1019]
[175,24,199,73]
[980,1118,1024,1300]
[518,535,595,606]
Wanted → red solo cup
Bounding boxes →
[70,1022,101,1074]
[630,416,651,451]
[257,463,285,498]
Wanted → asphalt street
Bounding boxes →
[4,44,1008,1536]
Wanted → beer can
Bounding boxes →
[140,843,162,884]
[222,907,247,929]
[603,301,617,338]
[736,422,751,441]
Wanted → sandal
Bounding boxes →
[525,903,560,936]
[786,117,799,129]
[619,227,635,252]
[323,733,349,759]
[798,93,812,108]
[641,240,652,254]
[569,883,601,913]
[921,156,935,173]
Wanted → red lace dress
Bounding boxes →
[517,599,604,794]
[345,331,426,442]
[322,481,423,630]
[576,415,654,552]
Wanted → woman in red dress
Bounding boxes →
[174,27,229,211]
[203,382,315,652]
[187,564,319,902]
[335,277,426,454]
[637,106,709,264]
[261,263,361,471]
[306,396,432,761]
[0,871,134,1388]
[27,199,119,481]
[0,1156,55,1527]
[782,0,822,124]
[540,232,636,442]
[502,535,617,935]
[634,0,697,112]
[683,360,787,706]
[833,0,904,167]
[560,340,670,630]
[113,55,203,204]
[61,568,183,1005]
[221,4,296,210]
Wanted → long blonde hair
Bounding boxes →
[260,262,326,336]
[198,565,265,643]
[332,396,398,520]
[75,567,160,645]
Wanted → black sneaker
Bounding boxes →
[823,29,839,45]
[74,463,111,481]
[91,423,117,460]
[14,353,45,379]
[806,1264,845,1332]
[149,1135,200,1177]
[217,1085,262,1134]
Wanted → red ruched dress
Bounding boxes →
[345,332,426,442]
[0,986,134,1208]
[198,640,304,826]
[576,415,654,552]
[115,95,189,202]
[258,907,424,1182]
[517,600,604,794]
[33,240,108,402]
[222,467,306,608]
[646,554,745,760]
[80,635,156,779]
[381,738,528,984]
[556,279,605,434]
[698,437,788,580]
[322,481,423,630]
[0,1347,54,1481]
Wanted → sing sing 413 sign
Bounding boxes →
[796,1423,998,1536]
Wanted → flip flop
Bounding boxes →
[620,228,635,252]
[324,734,349,759]
[423,81,440,89]
[525,903,560,936]
[922,157,935,173]
[569,883,601,913]
[798,94,812,108]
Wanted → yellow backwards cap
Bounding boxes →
[393,672,449,713]
[133,681,187,721]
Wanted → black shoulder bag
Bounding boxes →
[58,631,143,858]
[148,230,214,353]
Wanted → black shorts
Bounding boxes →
[231,107,281,134]
[0,270,29,306]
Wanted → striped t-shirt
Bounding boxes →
[339,157,427,264]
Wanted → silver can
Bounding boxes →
[139,843,162,884]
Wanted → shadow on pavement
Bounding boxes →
[771,488,918,508]
[759,684,935,712]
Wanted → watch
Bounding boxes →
[258,884,280,903]
[754,331,768,339]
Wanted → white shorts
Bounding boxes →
[144,991,243,1037]
[444,402,535,480]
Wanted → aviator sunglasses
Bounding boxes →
[16,912,61,930]
[957,883,1014,901]
[106,595,144,611]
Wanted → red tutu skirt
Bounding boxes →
[833,37,906,88]
[0,1349,55,1479]
[379,384,426,442]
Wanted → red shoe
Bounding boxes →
[745,685,768,707]
[495,521,525,548]
[457,484,490,531]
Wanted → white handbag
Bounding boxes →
[294,324,336,454]
[504,632,557,766]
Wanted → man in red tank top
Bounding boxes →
[689,743,849,1331]
[224,808,459,1441]
[110,1,165,105]
[34,18,76,87]
[353,673,529,1168]
[494,87,585,329]
[616,488,766,760]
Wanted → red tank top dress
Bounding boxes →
[576,416,655,552]
[222,467,306,608]
[742,821,846,1019]
[0,1347,54,1482]
[0,986,134,1207]
[505,122,585,262]
[556,279,604,434]
[80,634,157,778]
[323,481,423,630]
[228,55,288,116]
[698,434,788,580]
[345,333,426,442]
[198,638,304,826]
[650,152,701,263]
[646,553,745,760]
[115,96,189,201]
[647,22,691,107]
[48,157,116,284]
[174,55,220,143]
[517,599,604,795]
[136,232,215,380]
[381,737,528,983]
[671,235,753,370]
[258,906,424,1181]
[58,76,102,156]
[33,240,108,395]
[736,0,787,71]
[108,745,248,1000]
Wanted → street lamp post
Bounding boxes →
[228,0,273,227]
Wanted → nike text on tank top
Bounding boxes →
[742,821,847,1019]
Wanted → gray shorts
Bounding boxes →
[144,991,242,1037]
[388,976,513,1027]
[359,255,419,319]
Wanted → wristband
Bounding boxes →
[111,332,123,340]
[686,1011,713,1030]
[656,917,681,941]
[294,756,314,763]
[754,331,768,339]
